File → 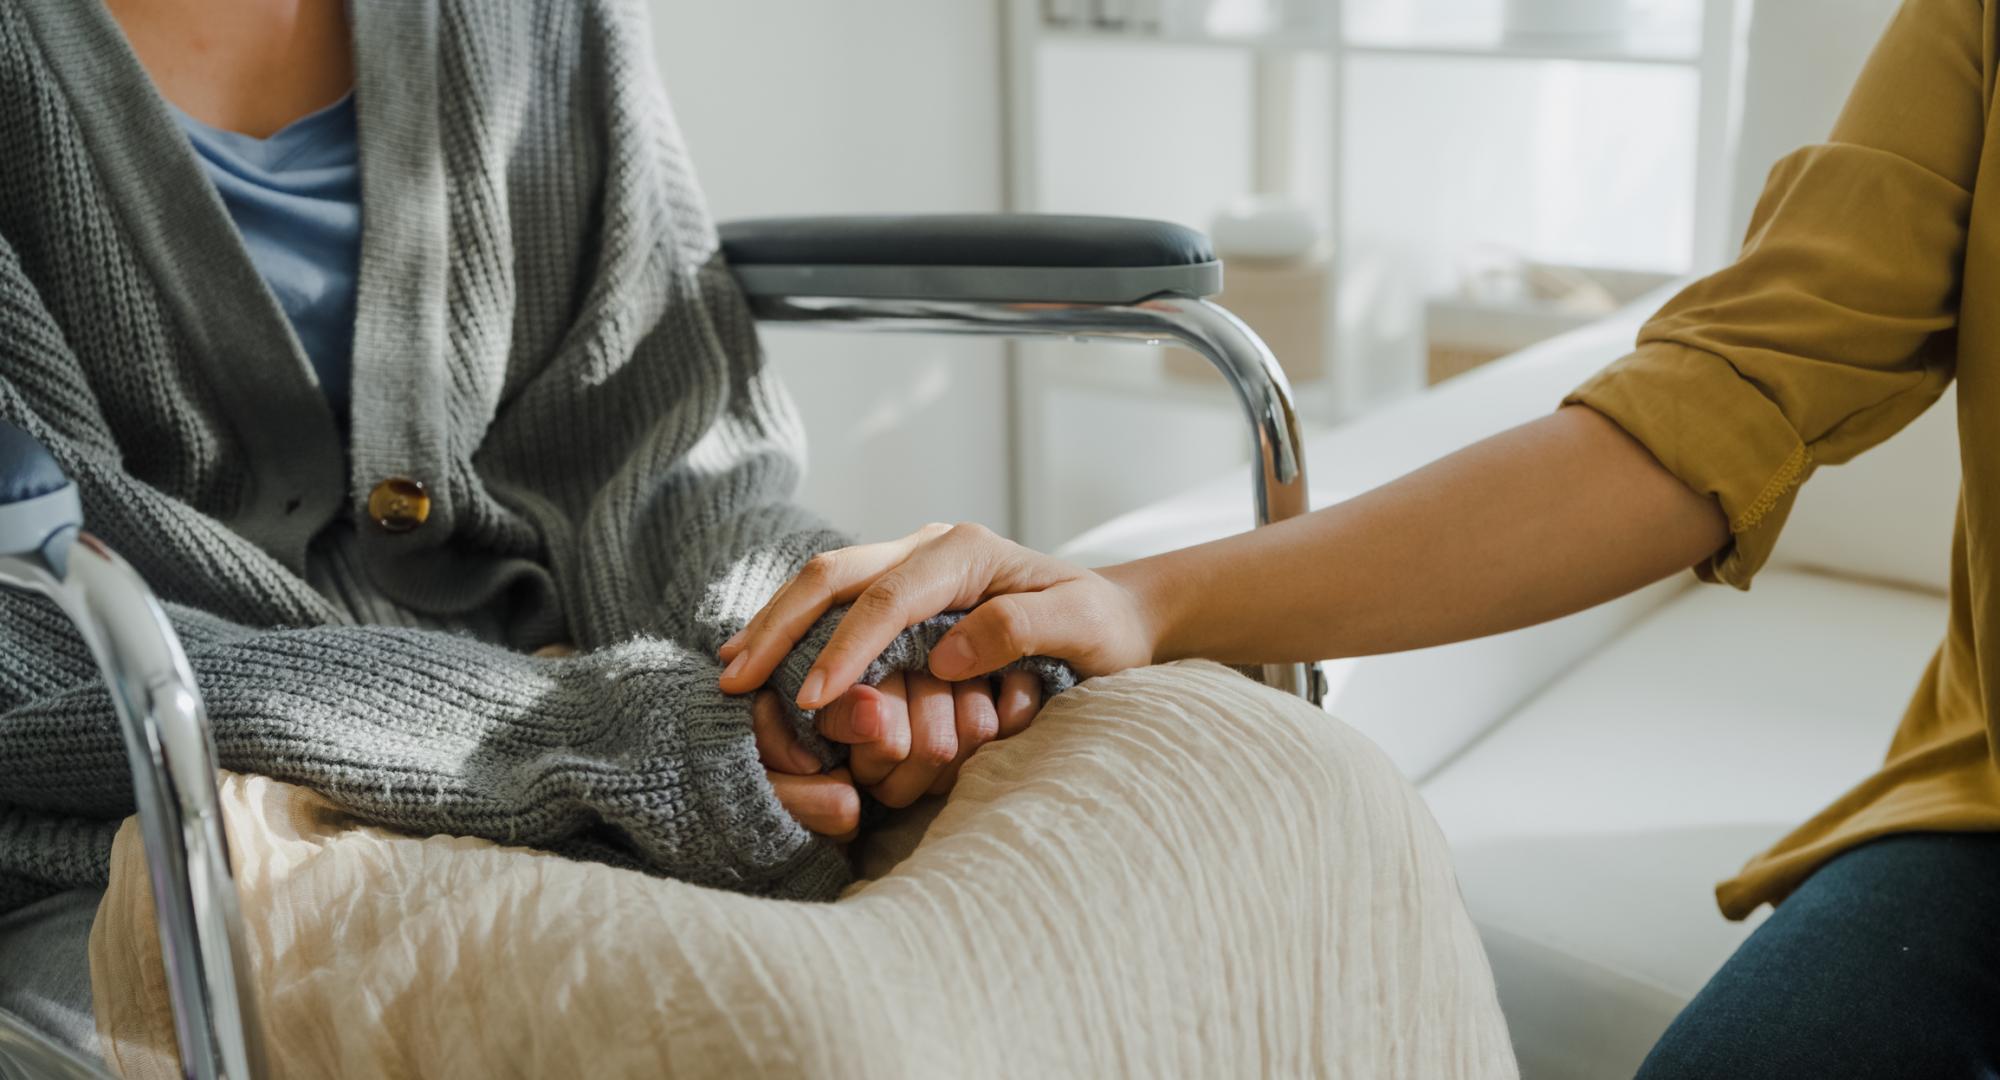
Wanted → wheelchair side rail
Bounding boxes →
[0,423,264,1080]
[721,213,1326,705]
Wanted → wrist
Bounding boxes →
[1099,557,1180,666]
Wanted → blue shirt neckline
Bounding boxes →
[172,92,363,421]
[171,93,357,173]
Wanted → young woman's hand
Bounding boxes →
[718,524,1158,710]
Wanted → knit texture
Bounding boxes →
[0,0,1070,909]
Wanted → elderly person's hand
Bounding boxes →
[751,670,1037,812]
[718,523,1154,713]
[814,670,1039,807]
[750,690,863,839]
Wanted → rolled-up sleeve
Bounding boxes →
[1567,0,1982,588]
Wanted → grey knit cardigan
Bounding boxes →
[0,0,1066,912]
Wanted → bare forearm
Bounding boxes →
[1111,406,1730,666]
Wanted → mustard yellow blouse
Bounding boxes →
[1566,0,2000,918]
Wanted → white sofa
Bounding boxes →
[1060,296,1956,1077]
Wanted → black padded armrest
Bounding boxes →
[718,214,1222,304]
[0,419,79,560]
[0,421,67,505]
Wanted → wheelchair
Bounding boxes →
[0,214,1321,1079]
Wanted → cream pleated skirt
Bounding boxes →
[92,661,1516,1078]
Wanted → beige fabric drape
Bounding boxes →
[91,662,1514,1078]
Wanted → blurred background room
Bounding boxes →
[3,0,1979,1074]
[655,0,1793,550]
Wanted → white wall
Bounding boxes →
[1014,42,1266,549]
[1726,0,1897,249]
[1340,56,1698,404]
[649,2,1012,543]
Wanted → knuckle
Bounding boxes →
[966,711,999,745]
[830,787,862,833]
[946,521,995,545]
[852,745,897,778]
[796,552,839,587]
[855,577,904,615]
[983,599,1032,653]
[912,736,958,768]
[872,733,911,765]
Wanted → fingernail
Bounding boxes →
[933,636,974,677]
[797,669,826,708]
[853,697,882,740]
[721,652,747,682]
[788,741,822,775]
[721,629,746,655]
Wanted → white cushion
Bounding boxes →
[1312,579,1685,782]
[1419,569,1948,1080]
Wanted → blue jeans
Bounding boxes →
[1636,831,2000,1079]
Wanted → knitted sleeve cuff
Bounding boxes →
[0,623,856,904]
[583,649,852,900]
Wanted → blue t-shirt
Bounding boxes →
[173,95,361,420]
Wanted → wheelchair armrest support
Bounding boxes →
[0,420,264,1080]
[719,214,1223,304]
[720,215,1321,704]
